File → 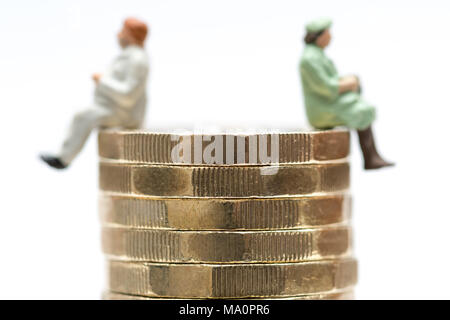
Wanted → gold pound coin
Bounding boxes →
[99,162,349,197]
[107,259,357,298]
[102,226,352,263]
[98,130,350,165]
[100,194,351,230]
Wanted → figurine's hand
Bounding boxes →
[339,76,359,93]
[349,76,359,92]
[351,75,361,91]
[92,73,102,84]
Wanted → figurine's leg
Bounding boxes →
[357,125,394,170]
[56,106,116,166]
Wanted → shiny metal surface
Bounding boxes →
[102,225,352,263]
[99,193,351,230]
[98,129,350,165]
[107,259,357,298]
[99,162,350,197]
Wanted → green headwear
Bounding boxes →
[305,18,332,33]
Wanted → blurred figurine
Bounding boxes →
[299,18,393,170]
[40,17,149,169]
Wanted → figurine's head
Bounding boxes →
[304,18,332,49]
[315,29,331,48]
[118,17,149,48]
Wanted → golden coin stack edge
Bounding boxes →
[98,129,357,299]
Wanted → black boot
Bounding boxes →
[357,126,394,170]
[39,154,68,170]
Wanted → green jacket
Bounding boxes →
[299,44,375,130]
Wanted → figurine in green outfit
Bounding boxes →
[299,18,393,170]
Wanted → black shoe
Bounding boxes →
[39,154,68,170]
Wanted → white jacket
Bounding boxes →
[94,45,149,121]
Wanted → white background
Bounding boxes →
[0,0,449,299]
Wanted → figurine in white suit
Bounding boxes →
[40,18,149,169]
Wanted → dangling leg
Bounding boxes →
[357,125,394,170]
[40,106,112,169]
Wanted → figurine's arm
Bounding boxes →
[97,60,148,108]
[338,75,359,93]
[301,60,340,101]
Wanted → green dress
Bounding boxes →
[299,44,375,130]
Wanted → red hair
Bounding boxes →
[123,17,148,45]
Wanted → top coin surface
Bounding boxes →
[98,129,349,165]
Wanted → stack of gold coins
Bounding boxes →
[98,129,357,300]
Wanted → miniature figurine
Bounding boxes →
[40,17,149,169]
[299,18,393,170]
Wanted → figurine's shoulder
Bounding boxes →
[300,45,325,70]
[301,45,322,63]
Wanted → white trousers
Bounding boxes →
[57,105,142,165]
